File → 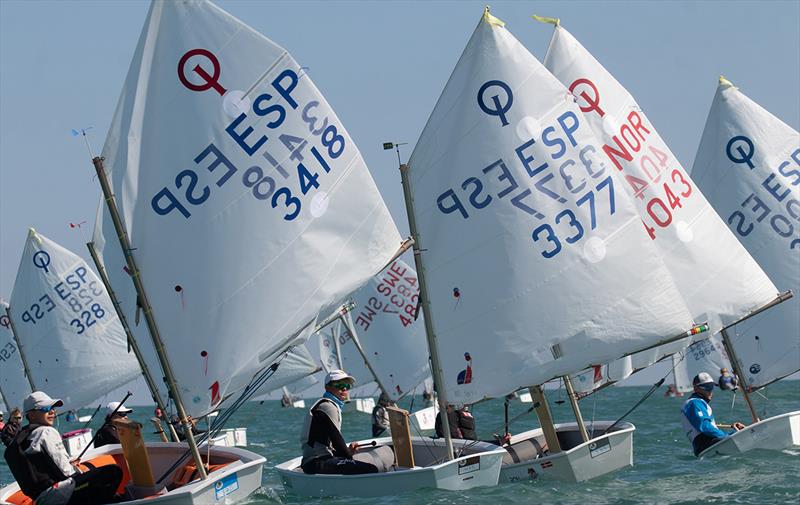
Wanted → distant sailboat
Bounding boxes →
[688,77,800,456]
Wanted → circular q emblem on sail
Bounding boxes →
[32,251,51,273]
[178,48,227,96]
[0,315,9,329]
[477,80,513,127]
[749,363,761,374]
[725,136,755,169]
[569,78,605,117]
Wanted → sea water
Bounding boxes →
[1,381,797,504]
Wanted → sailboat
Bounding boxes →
[3,0,404,502]
[318,316,376,414]
[3,229,141,457]
[538,18,792,455]
[687,77,800,456]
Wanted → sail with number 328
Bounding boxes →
[405,9,695,407]
[8,229,139,411]
[93,0,402,420]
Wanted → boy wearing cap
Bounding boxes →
[4,391,122,504]
[300,369,379,475]
[681,372,746,456]
[94,401,134,448]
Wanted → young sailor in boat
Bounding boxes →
[681,373,746,456]
[94,401,134,448]
[717,368,739,391]
[435,404,511,445]
[300,369,379,475]
[371,393,394,437]
[4,391,123,504]
[1,408,22,447]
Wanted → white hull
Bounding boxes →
[699,410,800,457]
[276,437,505,497]
[500,421,635,483]
[344,397,375,414]
[1,443,264,505]
[208,427,248,447]
[292,399,306,409]
[410,405,438,432]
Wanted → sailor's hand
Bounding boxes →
[348,442,359,453]
[732,422,746,431]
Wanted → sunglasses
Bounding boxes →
[331,382,352,391]
[37,406,57,413]
[697,383,714,392]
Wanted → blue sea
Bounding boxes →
[2,381,798,504]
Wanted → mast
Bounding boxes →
[562,375,589,442]
[341,310,390,398]
[3,307,36,391]
[398,163,454,460]
[92,156,208,479]
[719,328,759,423]
[86,241,179,442]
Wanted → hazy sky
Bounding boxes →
[1,0,798,393]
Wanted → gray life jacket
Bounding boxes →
[300,398,342,466]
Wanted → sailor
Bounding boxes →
[4,391,123,504]
[94,401,134,448]
[0,410,4,431]
[718,368,739,391]
[435,404,511,445]
[371,393,394,437]
[1,408,22,447]
[681,373,746,456]
[300,369,378,475]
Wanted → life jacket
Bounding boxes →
[681,395,716,442]
[3,424,70,500]
[300,398,341,466]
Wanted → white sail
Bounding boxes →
[690,78,800,389]
[285,373,319,395]
[8,230,139,411]
[0,300,31,411]
[542,23,779,331]
[673,332,731,393]
[255,344,320,395]
[318,321,342,372]
[317,320,372,387]
[406,11,695,405]
[93,0,400,417]
[347,259,431,400]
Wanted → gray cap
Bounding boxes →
[692,372,715,386]
[23,391,64,412]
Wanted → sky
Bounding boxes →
[1,0,798,397]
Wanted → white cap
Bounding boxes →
[324,369,355,385]
[106,401,134,417]
[23,391,64,412]
[693,372,716,386]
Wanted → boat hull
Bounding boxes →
[699,410,800,457]
[276,436,505,497]
[500,421,635,483]
[0,443,265,505]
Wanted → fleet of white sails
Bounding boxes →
[0,0,797,501]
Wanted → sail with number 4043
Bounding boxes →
[93,0,401,418]
[542,22,779,330]
[8,229,140,411]
[0,299,31,412]
[405,10,696,405]
[540,22,780,393]
[689,78,800,390]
